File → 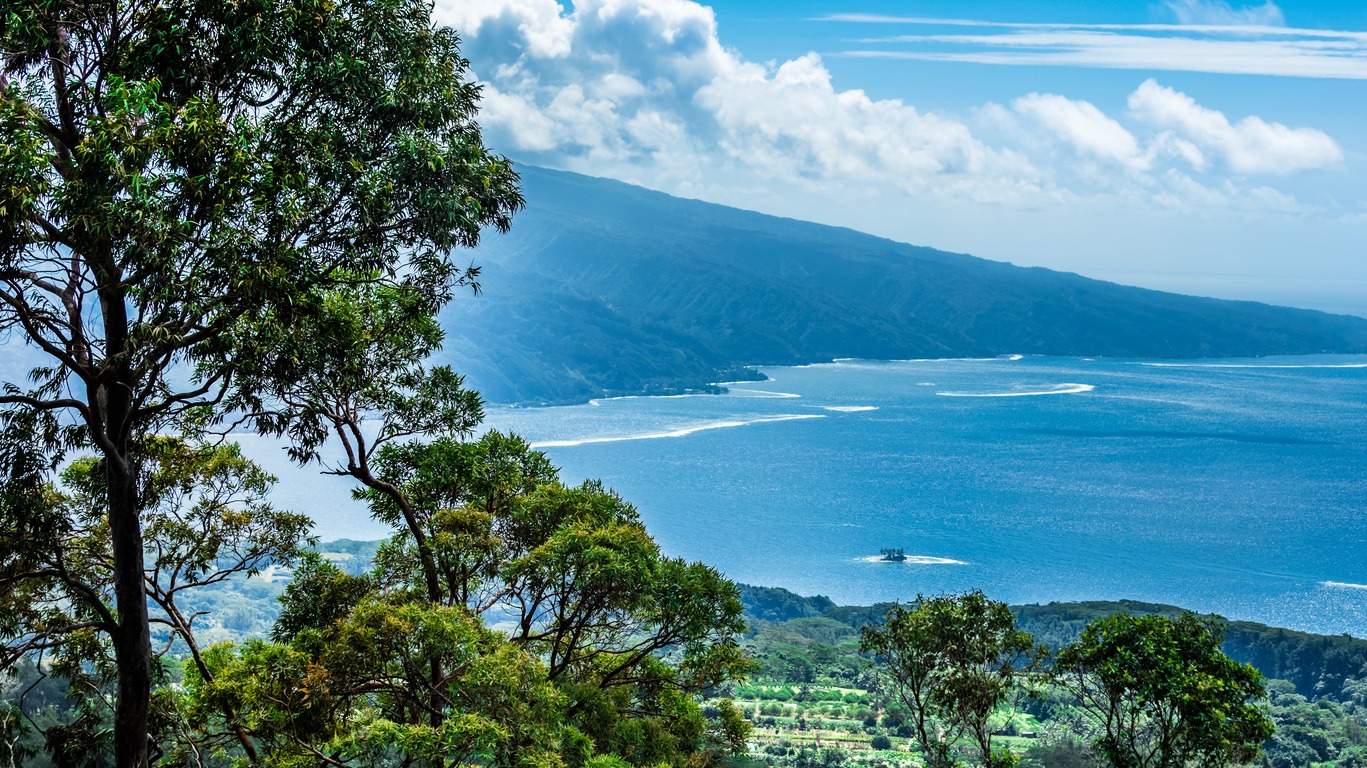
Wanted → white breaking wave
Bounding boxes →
[897,354,1023,363]
[588,393,709,406]
[816,355,1024,369]
[859,555,968,565]
[727,388,801,398]
[1141,362,1367,369]
[529,414,825,448]
[820,405,879,412]
[937,383,1095,398]
[1322,581,1367,590]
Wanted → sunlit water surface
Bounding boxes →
[240,355,1367,636]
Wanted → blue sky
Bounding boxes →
[438,0,1367,314]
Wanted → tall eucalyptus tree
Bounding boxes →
[0,1,520,763]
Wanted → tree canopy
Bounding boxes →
[1,431,754,765]
[1053,612,1274,768]
[1,0,520,763]
[860,591,1045,768]
[0,438,310,764]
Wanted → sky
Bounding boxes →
[436,0,1367,314]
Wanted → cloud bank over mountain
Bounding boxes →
[438,0,1342,218]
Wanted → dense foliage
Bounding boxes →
[12,542,1365,766]
[0,439,312,765]
[861,593,1045,768]
[1053,612,1273,768]
[736,587,1365,768]
[1016,601,1367,703]
[1,0,521,763]
[1,435,753,766]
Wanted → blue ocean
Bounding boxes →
[243,355,1367,637]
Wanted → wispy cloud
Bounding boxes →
[822,4,1367,79]
[821,15,1303,36]
[1166,0,1284,27]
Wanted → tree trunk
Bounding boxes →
[100,312,152,768]
[108,459,152,768]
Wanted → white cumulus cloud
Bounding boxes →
[1127,79,1342,175]
[1012,93,1148,170]
[436,0,1041,204]
[437,0,1342,217]
[1007,83,1341,180]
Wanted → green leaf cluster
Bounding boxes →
[861,592,1045,768]
[0,437,313,764]
[1053,612,1275,768]
[166,431,755,767]
[3,0,524,761]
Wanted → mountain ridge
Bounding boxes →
[443,165,1367,404]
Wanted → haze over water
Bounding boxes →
[252,355,1367,637]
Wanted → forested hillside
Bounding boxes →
[444,166,1367,404]
[737,585,1367,768]
[739,585,1367,702]
[11,540,1356,766]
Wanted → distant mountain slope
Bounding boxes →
[444,166,1367,404]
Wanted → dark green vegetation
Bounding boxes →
[0,0,1354,765]
[1053,613,1272,768]
[1,0,521,764]
[1,437,753,767]
[8,533,1357,767]
[444,166,1367,404]
[861,593,1048,768]
[737,586,1367,768]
